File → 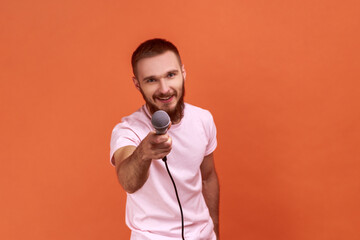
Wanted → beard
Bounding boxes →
[140,82,185,123]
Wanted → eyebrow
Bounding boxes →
[142,69,180,82]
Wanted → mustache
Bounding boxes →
[154,92,177,99]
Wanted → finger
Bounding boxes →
[152,134,170,144]
[151,137,172,153]
[152,149,171,160]
[154,135,172,149]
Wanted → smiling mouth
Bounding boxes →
[156,95,174,103]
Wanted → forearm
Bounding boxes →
[115,147,152,193]
[114,132,172,193]
[202,171,220,238]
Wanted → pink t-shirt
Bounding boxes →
[110,103,217,240]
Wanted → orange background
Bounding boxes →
[1,0,359,239]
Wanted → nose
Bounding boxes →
[158,79,170,94]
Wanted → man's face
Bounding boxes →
[133,51,186,123]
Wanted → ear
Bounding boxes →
[132,76,140,91]
[181,65,186,80]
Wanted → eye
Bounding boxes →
[167,72,176,78]
[146,78,156,83]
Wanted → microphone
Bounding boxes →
[151,110,186,240]
[151,110,170,162]
[151,110,170,134]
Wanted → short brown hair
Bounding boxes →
[131,38,182,77]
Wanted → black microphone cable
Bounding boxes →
[162,156,185,240]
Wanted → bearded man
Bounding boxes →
[110,38,220,240]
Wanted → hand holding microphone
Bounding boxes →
[135,110,172,162]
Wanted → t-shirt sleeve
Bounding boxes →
[205,111,217,156]
[109,122,140,166]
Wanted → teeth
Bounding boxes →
[159,96,171,100]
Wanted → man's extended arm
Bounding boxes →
[200,153,220,239]
[113,131,172,193]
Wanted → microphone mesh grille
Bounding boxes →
[151,110,170,133]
